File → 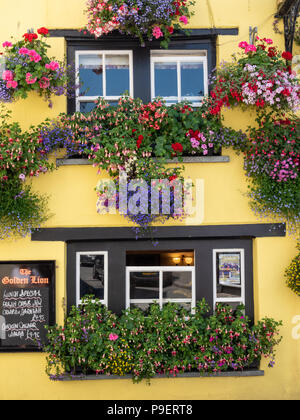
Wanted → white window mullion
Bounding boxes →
[177,61,181,102]
[159,270,163,309]
[102,53,106,98]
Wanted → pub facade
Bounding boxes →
[0,0,299,400]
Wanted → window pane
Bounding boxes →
[154,62,178,97]
[163,272,192,299]
[80,102,97,113]
[130,272,159,299]
[216,252,242,299]
[79,54,103,97]
[79,254,105,300]
[181,62,204,97]
[106,55,130,96]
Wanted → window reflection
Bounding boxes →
[80,254,105,300]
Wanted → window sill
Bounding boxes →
[57,369,264,381]
[56,156,230,167]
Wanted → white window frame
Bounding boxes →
[76,251,108,306]
[126,266,196,313]
[150,51,208,106]
[75,50,134,112]
[213,249,245,310]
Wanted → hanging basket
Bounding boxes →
[83,0,195,48]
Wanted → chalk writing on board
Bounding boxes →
[0,261,55,350]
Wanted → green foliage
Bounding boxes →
[285,243,300,296]
[244,115,300,233]
[43,296,283,383]
[0,105,54,239]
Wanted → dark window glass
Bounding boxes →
[80,254,105,300]
[163,272,192,299]
[130,272,159,299]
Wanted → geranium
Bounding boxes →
[37,27,49,36]
[84,0,195,48]
[282,51,293,61]
[2,42,12,48]
[209,36,300,115]
[0,29,73,107]
[152,26,163,39]
[171,142,183,153]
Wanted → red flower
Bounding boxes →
[281,88,291,97]
[171,143,183,153]
[282,51,293,61]
[23,33,38,42]
[169,175,177,182]
[136,135,143,149]
[167,26,174,34]
[267,47,276,58]
[37,27,49,36]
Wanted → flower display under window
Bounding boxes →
[84,0,195,48]
[209,36,300,115]
[43,296,283,382]
[0,28,72,107]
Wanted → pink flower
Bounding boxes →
[238,41,248,49]
[25,72,37,85]
[2,70,14,81]
[45,61,60,71]
[179,15,188,25]
[28,50,42,63]
[19,47,29,55]
[245,44,257,53]
[109,333,119,341]
[2,41,12,48]
[152,26,163,39]
[38,76,50,89]
[6,80,18,89]
[264,38,273,45]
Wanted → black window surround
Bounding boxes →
[62,30,221,113]
[66,237,254,318]
[32,223,286,319]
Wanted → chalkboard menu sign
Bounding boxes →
[0,261,55,352]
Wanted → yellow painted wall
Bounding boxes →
[0,0,299,400]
